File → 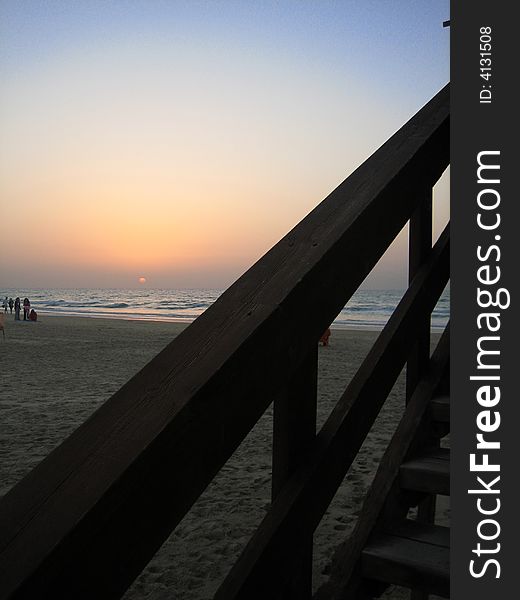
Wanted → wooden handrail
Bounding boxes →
[0,84,449,599]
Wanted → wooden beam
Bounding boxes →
[272,346,318,598]
[400,449,450,496]
[406,186,433,402]
[272,347,318,499]
[362,523,449,598]
[406,187,437,600]
[429,395,450,423]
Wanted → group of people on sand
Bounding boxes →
[2,296,37,322]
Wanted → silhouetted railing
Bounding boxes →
[0,84,449,599]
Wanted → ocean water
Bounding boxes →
[1,287,449,330]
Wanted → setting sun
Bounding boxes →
[138,277,147,284]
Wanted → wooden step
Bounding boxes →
[429,395,450,423]
[400,447,450,495]
[361,521,449,598]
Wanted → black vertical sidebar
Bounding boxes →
[452,2,518,599]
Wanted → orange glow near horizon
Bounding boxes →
[0,9,449,290]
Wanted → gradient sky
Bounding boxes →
[0,0,449,290]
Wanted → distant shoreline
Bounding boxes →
[3,287,449,331]
[24,311,449,333]
[34,311,382,330]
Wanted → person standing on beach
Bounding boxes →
[23,298,30,321]
[319,328,331,346]
[14,297,21,321]
[8,298,13,314]
[2,297,7,313]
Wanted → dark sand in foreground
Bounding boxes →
[0,315,448,599]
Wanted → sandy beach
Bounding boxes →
[0,314,448,599]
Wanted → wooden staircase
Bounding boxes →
[399,447,450,496]
[318,330,451,599]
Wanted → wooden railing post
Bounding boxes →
[406,186,432,402]
[272,345,318,599]
[407,186,434,600]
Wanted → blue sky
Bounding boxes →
[1,1,449,94]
